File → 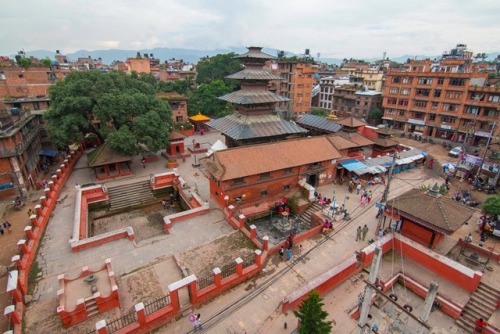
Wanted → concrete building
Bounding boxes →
[332,85,383,121]
[381,58,499,143]
[275,59,319,116]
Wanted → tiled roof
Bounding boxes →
[169,130,186,140]
[206,113,307,140]
[218,90,290,104]
[326,135,360,150]
[386,188,473,234]
[373,137,399,147]
[337,116,366,127]
[296,114,342,133]
[338,132,374,146]
[226,69,282,81]
[234,47,275,60]
[87,143,132,167]
[201,136,343,181]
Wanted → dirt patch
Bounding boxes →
[118,267,164,312]
[176,231,257,278]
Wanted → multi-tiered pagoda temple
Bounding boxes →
[206,47,307,147]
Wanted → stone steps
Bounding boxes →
[85,299,99,317]
[456,282,499,332]
[296,202,322,230]
[107,180,157,211]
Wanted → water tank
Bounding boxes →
[305,49,310,55]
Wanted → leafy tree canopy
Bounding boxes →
[158,77,193,95]
[293,290,332,334]
[187,80,234,118]
[483,195,500,216]
[195,53,242,88]
[45,70,172,155]
[310,108,330,117]
[368,106,383,125]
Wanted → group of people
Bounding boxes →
[359,190,373,208]
[314,193,334,207]
[278,233,297,261]
[0,221,11,235]
[355,224,369,242]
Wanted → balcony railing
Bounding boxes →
[0,124,41,158]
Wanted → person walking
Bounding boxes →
[194,313,202,331]
[367,191,373,203]
[3,222,11,233]
[356,183,361,195]
[356,226,362,241]
[141,158,146,168]
[475,318,487,333]
[362,224,369,241]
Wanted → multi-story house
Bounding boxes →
[332,84,383,121]
[0,60,65,198]
[381,58,499,144]
[275,59,319,116]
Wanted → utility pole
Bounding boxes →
[474,121,496,185]
[375,150,398,236]
[357,247,383,334]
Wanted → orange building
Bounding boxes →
[201,136,343,209]
[382,61,499,143]
[156,92,188,124]
[275,60,319,116]
[125,58,151,74]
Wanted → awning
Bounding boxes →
[339,159,368,172]
[475,131,492,138]
[408,119,426,126]
[39,149,57,157]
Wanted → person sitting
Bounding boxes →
[367,177,375,186]
[322,220,332,233]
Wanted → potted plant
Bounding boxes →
[166,159,179,168]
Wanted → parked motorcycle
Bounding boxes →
[400,132,406,138]
[408,133,414,140]
[428,138,434,144]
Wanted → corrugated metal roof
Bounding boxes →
[296,114,342,133]
[206,114,307,140]
[226,69,282,80]
[218,91,290,104]
[202,136,343,181]
[337,116,366,127]
[234,47,276,60]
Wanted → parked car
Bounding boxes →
[448,147,463,158]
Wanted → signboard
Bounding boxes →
[464,154,483,166]
[408,119,425,125]
[440,125,452,130]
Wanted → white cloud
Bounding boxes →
[1,0,499,59]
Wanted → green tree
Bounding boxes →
[310,108,330,117]
[41,57,52,67]
[293,290,332,334]
[45,70,172,155]
[195,53,242,88]
[483,195,500,216]
[368,106,383,125]
[158,78,193,95]
[19,58,32,69]
[187,80,234,117]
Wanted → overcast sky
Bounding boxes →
[2,0,499,59]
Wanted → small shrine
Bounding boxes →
[57,259,120,328]
[87,143,132,181]
[188,112,212,133]
[371,127,399,157]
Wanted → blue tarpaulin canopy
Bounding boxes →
[339,159,368,172]
[39,149,57,157]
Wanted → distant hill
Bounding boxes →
[13,48,500,66]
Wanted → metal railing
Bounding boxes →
[106,311,137,333]
[197,274,214,290]
[220,263,236,279]
[144,294,171,315]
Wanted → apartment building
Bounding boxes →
[0,60,66,198]
[332,85,383,121]
[275,60,319,116]
[382,60,499,143]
